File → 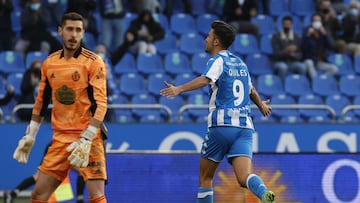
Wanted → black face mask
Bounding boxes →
[322,8,330,14]
[283,27,291,33]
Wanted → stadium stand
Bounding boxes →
[0,51,25,76]
[137,53,165,76]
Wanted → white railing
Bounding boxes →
[178,104,337,122]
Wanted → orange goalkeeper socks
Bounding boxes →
[31,199,48,203]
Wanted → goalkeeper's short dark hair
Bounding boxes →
[211,20,236,49]
[61,12,85,29]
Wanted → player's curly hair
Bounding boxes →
[211,20,236,49]
[60,12,85,28]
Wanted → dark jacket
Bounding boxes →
[272,30,303,62]
[223,0,258,22]
[0,0,13,32]
[126,10,165,44]
[301,26,334,63]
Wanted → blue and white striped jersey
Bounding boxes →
[202,50,254,129]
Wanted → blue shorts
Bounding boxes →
[200,126,254,163]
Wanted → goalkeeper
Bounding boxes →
[12,12,108,203]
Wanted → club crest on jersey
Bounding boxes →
[72,71,80,81]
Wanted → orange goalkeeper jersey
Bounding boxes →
[32,47,107,142]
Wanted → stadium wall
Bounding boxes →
[2,123,360,202]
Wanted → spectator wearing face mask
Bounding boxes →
[14,0,62,57]
[301,13,338,79]
[341,0,360,56]
[317,0,346,54]
[271,16,307,81]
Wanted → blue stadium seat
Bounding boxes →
[339,74,360,98]
[327,53,354,76]
[119,73,147,97]
[190,0,208,16]
[256,74,284,98]
[179,32,205,56]
[170,13,196,36]
[0,51,25,75]
[164,52,192,76]
[232,34,260,56]
[191,52,211,75]
[352,96,360,118]
[108,94,135,123]
[251,107,278,123]
[131,93,159,121]
[307,115,332,123]
[290,0,316,17]
[245,53,273,77]
[6,72,24,97]
[25,51,48,69]
[113,53,137,78]
[250,14,276,36]
[284,74,312,97]
[271,93,299,119]
[154,33,178,56]
[196,13,219,36]
[276,15,303,35]
[297,93,328,120]
[174,73,203,98]
[139,112,166,123]
[268,0,289,17]
[82,32,97,51]
[354,55,360,74]
[159,96,185,122]
[152,13,169,31]
[137,53,164,76]
[260,34,273,55]
[147,73,172,97]
[325,94,351,120]
[312,74,339,97]
[280,115,305,123]
[186,93,209,121]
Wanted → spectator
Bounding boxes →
[271,16,307,81]
[317,0,347,54]
[66,0,99,40]
[98,0,126,53]
[301,13,338,79]
[222,0,259,36]
[16,59,43,122]
[0,85,15,105]
[341,0,360,56]
[110,9,165,65]
[43,0,64,29]
[0,0,14,51]
[14,0,61,57]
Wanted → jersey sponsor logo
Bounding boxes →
[55,85,76,105]
[72,71,80,81]
[96,67,106,80]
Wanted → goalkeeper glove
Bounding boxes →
[66,125,97,168]
[13,121,40,164]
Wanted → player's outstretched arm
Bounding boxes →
[160,76,210,98]
[250,87,272,117]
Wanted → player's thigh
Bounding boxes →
[32,170,61,199]
[227,128,253,160]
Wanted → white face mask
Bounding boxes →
[312,21,322,30]
[350,8,359,16]
[98,53,106,60]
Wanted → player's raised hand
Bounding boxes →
[13,121,40,164]
[160,81,180,98]
[66,126,97,168]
